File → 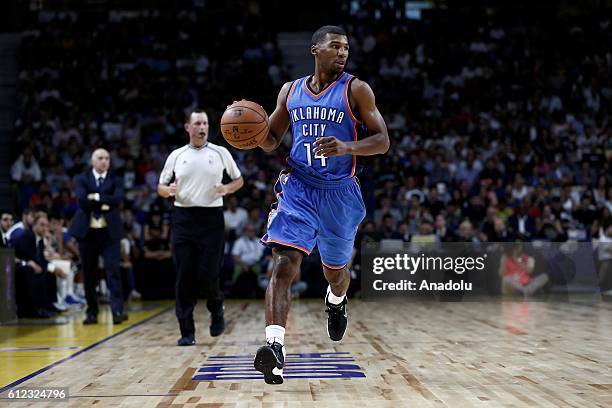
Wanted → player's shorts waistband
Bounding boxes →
[289,165,356,190]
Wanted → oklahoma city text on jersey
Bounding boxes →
[290,106,346,137]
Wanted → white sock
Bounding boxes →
[326,285,346,305]
[265,325,285,346]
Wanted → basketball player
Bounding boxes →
[254,25,389,384]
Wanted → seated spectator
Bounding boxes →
[380,214,401,240]
[132,184,156,218]
[122,208,143,244]
[478,158,503,186]
[13,214,67,317]
[395,221,412,242]
[231,224,264,298]
[48,213,83,307]
[120,227,141,300]
[510,174,530,204]
[1,210,14,248]
[46,164,71,194]
[499,242,548,297]
[259,250,308,299]
[11,147,42,184]
[536,206,568,241]
[29,182,52,210]
[48,213,79,261]
[480,206,498,241]
[508,202,537,240]
[455,159,479,187]
[247,207,265,234]
[434,214,456,242]
[144,201,170,241]
[573,194,598,230]
[457,220,480,243]
[489,218,515,242]
[426,188,447,217]
[7,208,35,244]
[373,197,402,227]
[224,196,248,239]
[411,221,436,243]
[139,225,173,299]
[143,226,172,261]
[52,188,78,219]
[355,220,383,246]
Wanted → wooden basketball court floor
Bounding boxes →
[1,297,611,407]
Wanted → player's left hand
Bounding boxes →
[215,183,228,196]
[313,136,351,157]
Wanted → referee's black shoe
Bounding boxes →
[177,335,196,346]
[209,306,225,337]
[254,341,285,384]
[325,291,348,342]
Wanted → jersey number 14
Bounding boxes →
[303,143,327,167]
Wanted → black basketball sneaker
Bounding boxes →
[254,341,285,384]
[325,289,348,341]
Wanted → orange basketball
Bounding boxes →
[220,100,269,149]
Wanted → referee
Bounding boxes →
[158,109,244,346]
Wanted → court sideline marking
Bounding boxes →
[0,306,174,394]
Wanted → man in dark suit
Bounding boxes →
[508,202,537,240]
[13,214,65,317]
[68,148,126,324]
[1,210,13,248]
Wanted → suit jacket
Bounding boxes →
[13,229,49,273]
[1,232,10,248]
[68,169,124,241]
[508,214,537,238]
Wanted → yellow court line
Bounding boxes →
[0,302,173,389]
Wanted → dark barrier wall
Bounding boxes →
[0,249,16,323]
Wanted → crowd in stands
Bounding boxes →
[5,4,612,313]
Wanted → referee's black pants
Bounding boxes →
[172,206,225,338]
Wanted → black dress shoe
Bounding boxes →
[83,315,98,324]
[177,336,196,346]
[112,313,128,324]
[210,307,225,337]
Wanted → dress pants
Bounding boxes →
[79,228,124,317]
[172,206,225,337]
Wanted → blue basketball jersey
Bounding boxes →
[286,72,362,181]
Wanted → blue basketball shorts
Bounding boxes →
[261,171,366,269]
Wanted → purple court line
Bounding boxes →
[207,352,351,359]
[0,306,173,394]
